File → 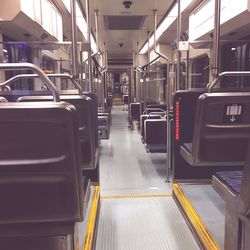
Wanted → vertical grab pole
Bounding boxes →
[136,41,142,102]
[212,0,221,79]
[147,30,151,103]
[176,0,181,90]
[105,44,108,105]
[133,50,136,102]
[94,10,99,52]
[70,0,79,78]
[85,0,92,91]
[103,42,107,108]
[153,10,170,182]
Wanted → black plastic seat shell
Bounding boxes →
[180,92,250,166]
[0,101,83,224]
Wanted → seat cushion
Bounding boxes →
[183,143,192,153]
[147,144,167,153]
[214,171,243,195]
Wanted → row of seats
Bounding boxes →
[98,107,111,139]
[137,104,168,153]
[173,86,250,249]
[173,89,244,179]
[0,89,99,173]
[0,67,99,246]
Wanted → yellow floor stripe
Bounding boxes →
[173,183,220,250]
[83,186,100,250]
[101,193,172,199]
[74,238,79,250]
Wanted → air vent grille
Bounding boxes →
[104,16,145,30]
[108,58,133,65]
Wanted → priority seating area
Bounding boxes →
[212,155,250,250]
[173,83,250,249]
[179,92,250,166]
[0,63,99,248]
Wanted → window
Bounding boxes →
[34,0,42,24]
[190,55,209,88]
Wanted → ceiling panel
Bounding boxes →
[79,0,177,69]
[105,15,145,30]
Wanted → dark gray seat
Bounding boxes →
[146,104,167,111]
[52,91,100,179]
[18,95,94,171]
[144,119,167,153]
[213,171,243,195]
[0,90,99,170]
[140,114,162,142]
[123,94,129,105]
[180,92,250,166]
[143,107,165,115]
[0,102,83,228]
[130,102,141,121]
[212,144,250,250]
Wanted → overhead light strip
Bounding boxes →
[139,0,193,54]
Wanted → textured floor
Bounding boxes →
[180,183,225,249]
[95,106,201,250]
[99,106,171,196]
[95,196,201,250]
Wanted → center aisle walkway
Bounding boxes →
[94,106,201,250]
[99,106,170,196]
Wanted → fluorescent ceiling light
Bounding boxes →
[62,0,98,53]
[189,0,247,41]
[139,0,193,54]
[62,0,70,12]
[91,34,98,53]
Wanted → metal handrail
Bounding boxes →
[0,73,83,96]
[208,71,250,92]
[0,63,60,102]
[153,10,171,182]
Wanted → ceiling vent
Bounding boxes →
[104,15,145,30]
[108,58,133,65]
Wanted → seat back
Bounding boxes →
[144,119,167,145]
[82,92,99,169]
[174,89,206,143]
[123,94,129,104]
[143,107,165,115]
[18,95,95,170]
[130,102,141,121]
[239,144,250,215]
[60,91,99,169]
[192,92,250,166]
[0,101,83,224]
[148,111,166,117]
[146,104,167,111]
[140,114,162,139]
[0,90,50,102]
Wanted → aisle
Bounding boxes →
[95,107,201,249]
[99,106,170,196]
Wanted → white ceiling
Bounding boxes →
[80,0,176,61]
